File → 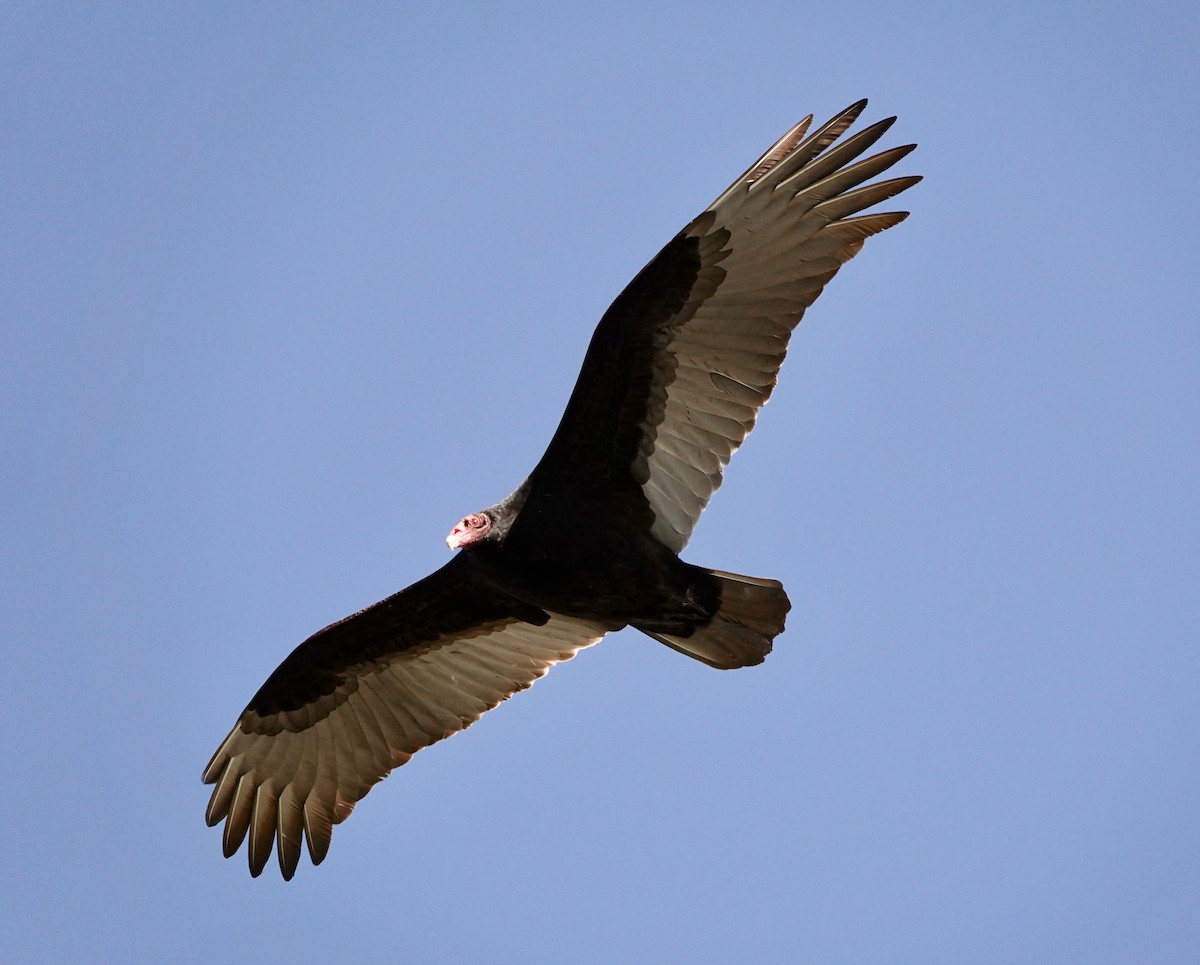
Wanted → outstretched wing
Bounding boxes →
[203,554,611,879]
[529,100,920,551]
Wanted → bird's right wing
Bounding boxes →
[203,554,612,879]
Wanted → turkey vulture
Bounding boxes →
[204,100,919,879]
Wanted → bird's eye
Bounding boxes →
[470,515,485,528]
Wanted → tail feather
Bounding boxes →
[640,569,791,670]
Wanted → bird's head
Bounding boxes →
[446,484,529,550]
[446,511,493,549]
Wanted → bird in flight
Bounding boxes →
[204,100,919,879]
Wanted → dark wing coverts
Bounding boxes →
[532,100,919,551]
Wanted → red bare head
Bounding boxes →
[446,512,492,549]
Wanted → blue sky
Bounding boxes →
[4,2,1197,962]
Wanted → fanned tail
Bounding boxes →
[639,569,790,669]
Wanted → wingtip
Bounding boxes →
[840,98,870,123]
[248,836,272,877]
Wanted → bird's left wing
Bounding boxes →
[529,101,920,550]
[203,554,611,879]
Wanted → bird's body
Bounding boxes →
[471,485,698,623]
[463,480,787,665]
[204,100,920,878]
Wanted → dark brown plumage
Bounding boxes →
[204,99,920,878]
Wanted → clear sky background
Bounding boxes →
[4,3,1197,962]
